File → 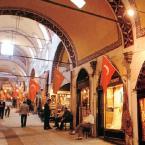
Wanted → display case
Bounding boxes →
[105,84,123,130]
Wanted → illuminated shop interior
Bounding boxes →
[105,84,123,130]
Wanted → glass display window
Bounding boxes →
[81,87,90,108]
[57,91,70,108]
[105,84,123,130]
[139,98,145,141]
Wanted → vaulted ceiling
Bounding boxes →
[0,0,144,87]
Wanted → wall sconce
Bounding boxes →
[90,60,97,77]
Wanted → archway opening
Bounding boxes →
[76,68,90,126]
[97,71,124,141]
[136,61,145,145]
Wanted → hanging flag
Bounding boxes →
[29,79,39,102]
[100,56,116,93]
[122,87,133,139]
[53,68,64,94]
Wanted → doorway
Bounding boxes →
[76,68,90,126]
[136,61,145,145]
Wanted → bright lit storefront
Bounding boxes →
[76,69,90,126]
[98,72,125,141]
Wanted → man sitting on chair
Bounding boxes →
[70,109,94,139]
[59,107,73,130]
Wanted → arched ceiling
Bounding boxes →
[0,0,119,62]
[134,0,145,28]
[0,14,59,85]
[0,0,144,86]
[131,0,145,38]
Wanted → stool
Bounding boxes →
[82,126,92,138]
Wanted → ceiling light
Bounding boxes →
[1,40,14,56]
[127,8,135,17]
[70,0,86,9]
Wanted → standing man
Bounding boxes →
[0,100,5,119]
[19,101,29,128]
[44,99,51,130]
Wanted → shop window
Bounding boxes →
[81,87,90,108]
[105,84,123,130]
[57,93,70,108]
[139,98,145,141]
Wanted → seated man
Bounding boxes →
[59,107,73,130]
[70,109,94,139]
[53,108,64,128]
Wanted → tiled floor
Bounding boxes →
[0,108,114,145]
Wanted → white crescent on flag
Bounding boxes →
[103,64,109,76]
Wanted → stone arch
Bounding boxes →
[136,61,145,144]
[76,68,90,126]
[108,0,134,48]
[0,7,77,67]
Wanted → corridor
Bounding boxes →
[0,109,113,145]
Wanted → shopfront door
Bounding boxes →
[138,97,145,145]
[76,89,81,126]
[136,61,145,145]
[97,86,104,136]
[76,68,90,126]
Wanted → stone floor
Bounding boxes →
[0,108,114,145]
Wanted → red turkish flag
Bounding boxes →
[53,69,64,94]
[29,79,39,102]
[100,56,116,93]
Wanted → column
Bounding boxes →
[123,51,134,145]
[70,70,77,127]
[90,60,97,137]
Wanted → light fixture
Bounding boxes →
[1,40,14,56]
[127,8,135,17]
[70,0,86,9]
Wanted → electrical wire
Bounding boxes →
[0,73,47,80]
[0,54,72,65]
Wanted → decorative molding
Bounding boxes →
[123,51,133,64]
[123,51,133,78]
[0,7,77,67]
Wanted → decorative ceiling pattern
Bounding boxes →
[108,0,134,48]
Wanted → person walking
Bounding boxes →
[19,101,29,128]
[0,101,3,119]
[44,99,51,130]
[0,100,5,119]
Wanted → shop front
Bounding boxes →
[97,72,125,141]
[76,69,90,126]
[136,61,145,145]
